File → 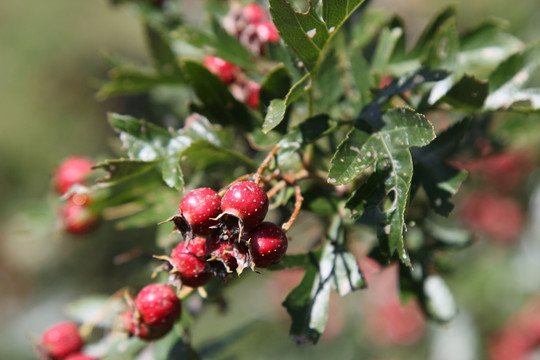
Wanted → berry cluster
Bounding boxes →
[203,3,281,108]
[54,156,99,234]
[223,2,280,55]
[39,322,97,360]
[162,181,288,288]
[203,55,261,109]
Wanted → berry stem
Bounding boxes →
[254,144,280,184]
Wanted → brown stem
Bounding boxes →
[254,144,280,184]
[280,173,304,232]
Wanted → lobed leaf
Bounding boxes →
[485,41,540,110]
[331,108,435,265]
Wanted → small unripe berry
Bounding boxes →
[135,284,181,327]
[249,222,288,268]
[55,156,94,195]
[179,187,221,236]
[170,237,213,287]
[221,181,268,230]
[203,56,240,84]
[41,321,83,359]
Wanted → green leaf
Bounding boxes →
[411,6,457,57]
[422,17,459,70]
[332,108,435,265]
[371,26,404,71]
[268,253,314,270]
[423,16,462,105]
[260,64,293,105]
[330,107,435,185]
[349,49,371,107]
[282,262,324,345]
[182,59,255,129]
[269,0,364,72]
[180,139,258,170]
[108,113,221,189]
[108,113,172,160]
[351,9,387,49]
[95,158,161,183]
[445,75,489,108]
[144,22,183,77]
[458,19,523,77]
[161,155,183,190]
[358,67,449,129]
[278,114,334,158]
[262,73,311,133]
[314,48,343,112]
[485,41,540,110]
[282,217,365,344]
[412,119,470,216]
[97,64,183,99]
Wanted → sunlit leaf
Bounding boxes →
[95,158,161,183]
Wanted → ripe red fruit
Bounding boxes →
[65,354,99,360]
[255,21,280,43]
[122,311,174,341]
[62,196,99,234]
[179,187,221,236]
[246,81,261,109]
[41,321,83,359]
[203,56,240,84]
[55,156,94,195]
[221,181,268,231]
[248,222,288,268]
[170,237,213,287]
[242,3,268,24]
[135,284,181,327]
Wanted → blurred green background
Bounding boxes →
[1,0,539,359]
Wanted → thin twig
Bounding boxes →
[254,144,280,184]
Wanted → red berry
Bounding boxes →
[62,196,99,234]
[170,237,213,287]
[242,3,268,24]
[65,354,99,360]
[41,322,83,359]
[255,21,280,43]
[135,284,181,327]
[221,181,268,230]
[55,156,94,195]
[246,81,261,109]
[248,222,288,268]
[179,187,221,236]
[203,56,240,84]
[122,311,174,341]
